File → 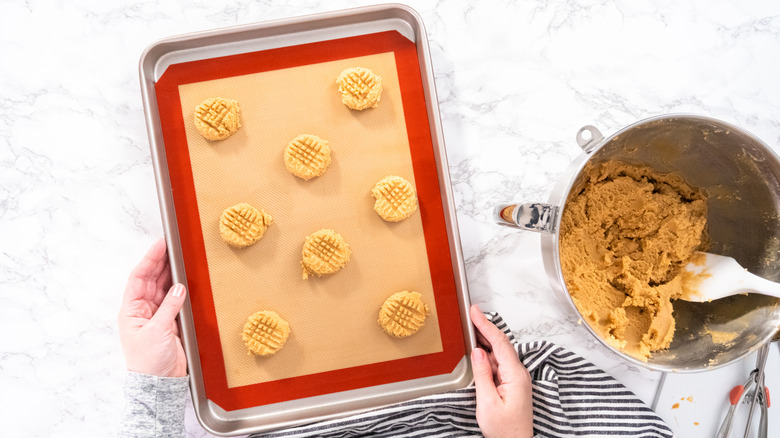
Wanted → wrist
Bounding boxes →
[126,370,189,380]
[126,365,187,378]
[124,351,187,378]
[120,372,189,437]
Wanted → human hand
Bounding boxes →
[470,304,534,438]
[118,238,188,378]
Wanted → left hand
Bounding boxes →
[118,238,188,377]
[470,304,534,438]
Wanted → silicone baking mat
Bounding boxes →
[155,30,465,411]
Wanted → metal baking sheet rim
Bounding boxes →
[138,4,476,436]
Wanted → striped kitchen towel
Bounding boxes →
[254,313,674,438]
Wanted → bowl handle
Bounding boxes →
[493,202,559,233]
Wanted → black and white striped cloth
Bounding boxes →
[254,313,674,438]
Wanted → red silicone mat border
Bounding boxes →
[155,30,465,411]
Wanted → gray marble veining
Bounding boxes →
[2,1,779,435]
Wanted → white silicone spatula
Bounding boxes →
[681,252,780,302]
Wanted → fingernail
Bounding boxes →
[472,347,486,362]
[171,284,185,297]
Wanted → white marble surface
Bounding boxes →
[2,0,780,436]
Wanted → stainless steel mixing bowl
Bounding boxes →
[495,114,780,372]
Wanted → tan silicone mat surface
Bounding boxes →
[177,52,444,388]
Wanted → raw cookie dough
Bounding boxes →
[300,229,351,279]
[336,67,383,110]
[284,134,332,180]
[241,310,291,356]
[372,175,419,222]
[194,97,241,141]
[559,161,708,361]
[219,203,273,248]
[378,291,430,338]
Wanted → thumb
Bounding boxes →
[472,347,500,405]
[151,283,187,326]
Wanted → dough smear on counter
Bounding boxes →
[560,161,708,361]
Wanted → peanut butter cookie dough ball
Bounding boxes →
[300,229,351,279]
[284,134,332,180]
[194,97,241,141]
[241,310,290,356]
[336,67,383,110]
[372,176,418,222]
[219,203,273,248]
[378,291,430,338]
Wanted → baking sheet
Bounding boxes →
[179,50,443,388]
[151,28,468,413]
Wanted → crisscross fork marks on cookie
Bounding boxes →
[219,203,273,248]
[341,69,378,99]
[372,176,418,222]
[199,100,231,128]
[312,237,341,265]
[284,134,332,180]
[301,229,351,279]
[246,320,283,351]
[241,311,290,356]
[289,136,326,166]
[378,291,430,338]
[390,300,425,331]
[193,97,241,141]
[336,67,383,110]
[377,180,413,209]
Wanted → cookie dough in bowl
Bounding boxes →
[559,160,708,361]
[494,115,780,371]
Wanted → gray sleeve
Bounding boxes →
[119,371,189,438]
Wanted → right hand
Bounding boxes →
[470,304,534,438]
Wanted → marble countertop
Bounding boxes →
[3,0,780,436]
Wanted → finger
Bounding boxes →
[131,238,168,281]
[472,347,500,406]
[470,305,524,379]
[152,255,173,306]
[125,239,169,302]
[487,350,500,377]
[150,283,187,326]
[471,304,512,354]
[475,329,491,351]
[471,304,505,348]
